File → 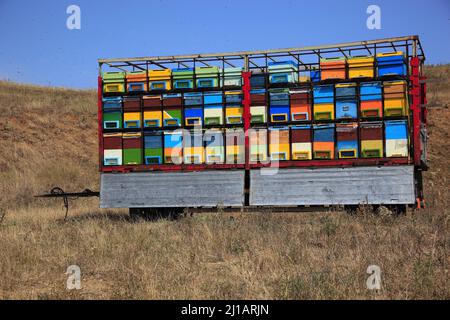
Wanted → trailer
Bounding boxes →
[97,35,428,217]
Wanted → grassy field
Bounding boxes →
[0,65,448,299]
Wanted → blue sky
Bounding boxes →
[0,0,448,88]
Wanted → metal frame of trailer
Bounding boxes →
[97,35,428,209]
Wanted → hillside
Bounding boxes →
[0,65,448,299]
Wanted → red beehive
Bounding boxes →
[360,122,383,140]
[291,126,311,143]
[103,133,122,149]
[123,97,141,111]
[142,95,162,108]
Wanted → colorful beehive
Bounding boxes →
[268,126,290,161]
[336,123,359,159]
[123,96,141,110]
[225,105,243,124]
[172,68,194,89]
[144,131,163,164]
[221,67,243,87]
[290,88,311,122]
[126,70,148,92]
[313,85,334,120]
[250,106,266,123]
[385,120,409,157]
[320,57,347,80]
[268,61,299,84]
[348,56,375,78]
[143,110,162,128]
[360,82,383,118]
[335,83,357,119]
[204,129,224,164]
[185,106,203,126]
[225,128,245,164]
[102,71,125,93]
[313,124,335,159]
[184,92,203,106]
[249,128,268,162]
[162,94,182,127]
[148,69,172,91]
[122,133,142,165]
[204,91,224,125]
[183,131,204,164]
[269,89,290,123]
[102,96,122,110]
[250,89,266,105]
[383,80,408,117]
[184,93,203,126]
[164,130,183,164]
[103,133,122,166]
[142,95,161,108]
[103,110,122,129]
[291,125,312,160]
[123,111,141,128]
[225,90,242,104]
[360,121,383,158]
[195,66,220,88]
[250,69,267,88]
[376,52,407,77]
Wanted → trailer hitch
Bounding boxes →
[35,187,99,220]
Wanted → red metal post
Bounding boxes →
[410,57,421,166]
[97,76,104,172]
[242,71,252,170]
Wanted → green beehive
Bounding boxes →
[195,66,220,88]
[103,111,122,129]
[173,68,195,89]
[123,148,142,165]
[102,71,125,83]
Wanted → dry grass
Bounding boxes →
[0,65,449,300]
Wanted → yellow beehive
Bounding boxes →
[123,112,141,128]
[226,106,243,124]
[383,80,409,116]
[143,110,162,128]
[148,69,172,91]
[103,83,125,93]
[361,140,383,158]
[291,143,312,160]
[348,56,375,78]
[314,103,335,120]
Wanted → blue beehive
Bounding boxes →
[103,96,122,110]
[313,124,335,142]
[335,83,357,119]
[184,92,203,106]
[144,132,163,164]
[337,140,359,157]
[184,106,203,126]
[336,99,357,119]
[269,89,289,105]
[268,61,299,84]
[250,71,267,88]
[360,82,382,101]
[376,52,407,77]
[385,120,408,140]
[164,131,183,149]
[313,85,334,104]
[269,89,290,122]
[225,91,242,104]
[203,91,223,104]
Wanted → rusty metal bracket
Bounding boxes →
[35,187,99,220]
